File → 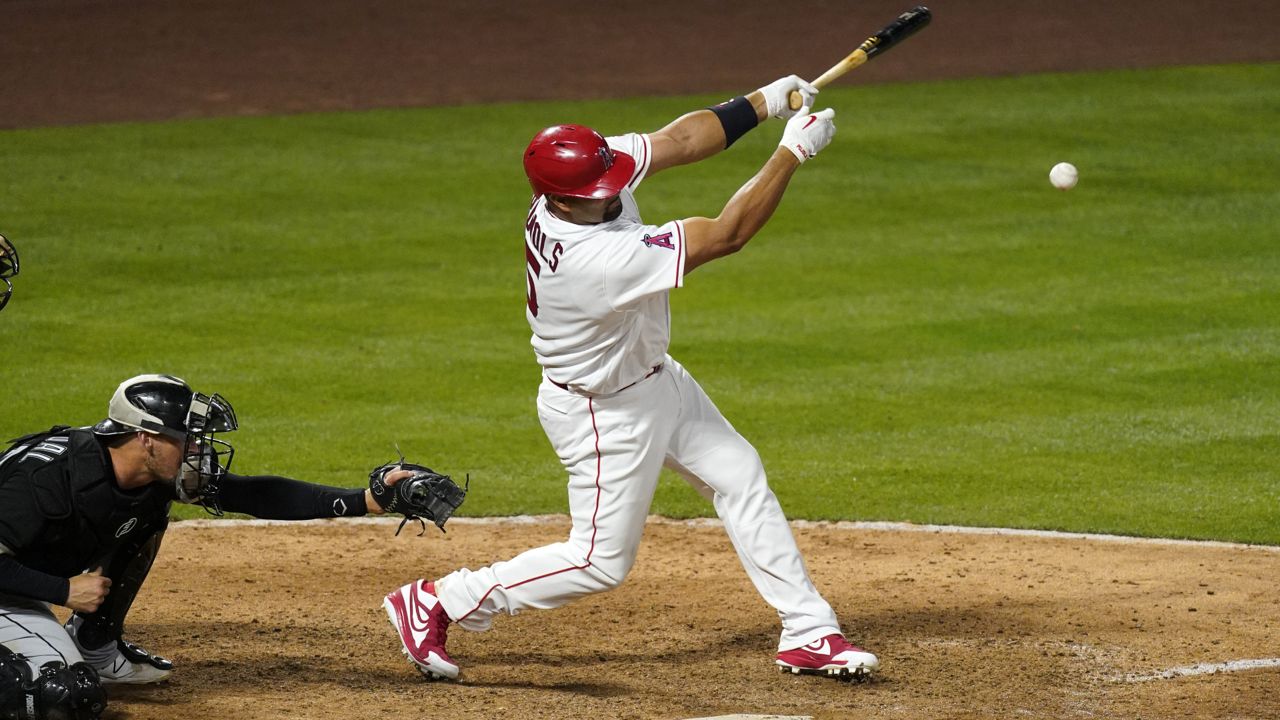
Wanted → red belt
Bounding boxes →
[550,363,663,394]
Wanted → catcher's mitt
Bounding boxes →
[369,455,468,535]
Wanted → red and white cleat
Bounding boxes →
[776,634,879,681]
[383,580,459,680]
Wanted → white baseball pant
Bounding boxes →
[435,356,841,650]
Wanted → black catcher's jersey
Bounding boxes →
[0,427,173,578]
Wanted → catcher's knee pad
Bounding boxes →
[1,647,35,718]
[28,662,107,720]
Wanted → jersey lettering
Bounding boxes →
[525,202,542,316]
[528,225,561,273]
[524,209,563,317]
[0,446,23,469]
[19,439,70,464]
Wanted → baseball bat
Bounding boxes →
[787,5,932,111]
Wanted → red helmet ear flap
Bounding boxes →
[523,125,635,199]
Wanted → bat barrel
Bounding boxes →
[786,5,932,111]
[864,5,931,60]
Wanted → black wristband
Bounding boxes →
[707,96,759,148]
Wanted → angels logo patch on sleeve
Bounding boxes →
[602,220,685,309]
[641,232,675,250]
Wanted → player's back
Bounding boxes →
[523,186,686,395]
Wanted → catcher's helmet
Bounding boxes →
[0,234,17,312]
[92,374,234,439]
[523,125,636,199]
[92,374,238,513]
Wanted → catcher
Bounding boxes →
[0,373,465,719]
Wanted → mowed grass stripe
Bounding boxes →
[1,63,1276,541]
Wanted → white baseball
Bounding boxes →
[1049,162,1078,190]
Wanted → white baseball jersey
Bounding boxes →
[523,133,687,394]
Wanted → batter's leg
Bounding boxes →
[436,373,677,631]
[662,358,841,650]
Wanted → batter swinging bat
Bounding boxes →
[787,5,932,111]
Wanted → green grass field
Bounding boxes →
[2,63,1277,542]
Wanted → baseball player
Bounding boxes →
[384,75,878,682]
[0,373,450,719]
[0,234,17,313]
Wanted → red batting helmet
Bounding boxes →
[523,125,636,199]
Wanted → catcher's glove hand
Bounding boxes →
[369,455,468,535]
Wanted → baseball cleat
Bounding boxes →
[383,580,459,680]
[776,634,878,682]
[65,615,173,685]
[95,646,174,685]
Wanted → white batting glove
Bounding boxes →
[779,106,836,163]
[756,75,819,120]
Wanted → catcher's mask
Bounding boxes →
[0,234,17,312]
[92,373,238,514]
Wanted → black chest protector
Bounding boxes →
[1,427,172,577]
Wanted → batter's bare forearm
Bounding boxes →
[745,91,768,122]
[719,148,800,243]
[684,149,799,272]
[649,92,769,174]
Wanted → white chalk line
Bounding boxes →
[685,716,811,720]
[171,514,1280,553]
[1119,658,1280,682]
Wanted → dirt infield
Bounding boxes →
[4,0,1279,129]
[7,2,1280,717]
[94,519,1280,720]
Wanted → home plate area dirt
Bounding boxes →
[99,519,1279,719]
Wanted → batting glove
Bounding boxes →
[779,106,836,163]
[756,75,819,120]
